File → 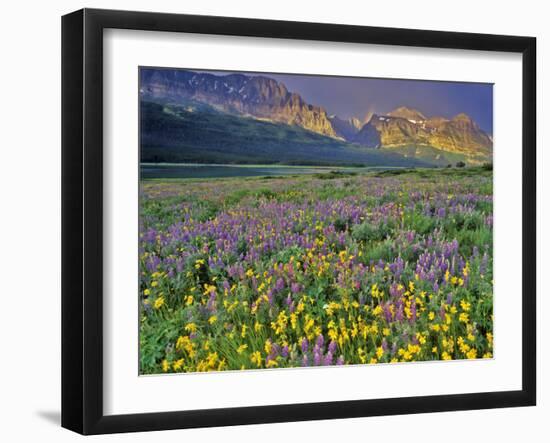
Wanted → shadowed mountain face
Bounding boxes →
[140,69,337,138]
[140,69,493,165]
[328,115,363,140]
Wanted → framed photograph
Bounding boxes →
[61,8,536,435]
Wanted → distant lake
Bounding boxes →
[140,163,377,179]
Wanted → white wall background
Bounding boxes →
[0,1,545,441]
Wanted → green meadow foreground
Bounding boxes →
[139,168,493,374]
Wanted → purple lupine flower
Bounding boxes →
[324,351,333,366]
[271,343,281,359]
[395,303,404,322]
[336,356,345,365]
[275,278,285,291]
[281,345,289,358]
[302,355,309,367]
[383,303,393,323]
[146,255,161,272]
[206,292,216,311]
[410,299,417,322]
[427,235,433,248]
[291,282,301,294]
[480,252,489,275]
[328,340,337,354]
[316,334,325,349]
[313,352,322,366]
[301,338,309,353]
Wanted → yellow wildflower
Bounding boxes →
[290,313,298,330]
[251,351,262,367]
[172,358,184,371]
[153,296,165,309]
[185,323,197,333]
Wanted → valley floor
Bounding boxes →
[139,167,494,374]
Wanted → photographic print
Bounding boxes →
[138,67,494,375]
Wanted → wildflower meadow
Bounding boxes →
[139,167,493,374]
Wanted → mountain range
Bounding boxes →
[140,69,493,166]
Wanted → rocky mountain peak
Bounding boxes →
[140,69,337,138]
[452,112,472,121]
[387,106,427,121]
[352,107,492,159]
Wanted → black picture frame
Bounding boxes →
[61,8,536,435]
